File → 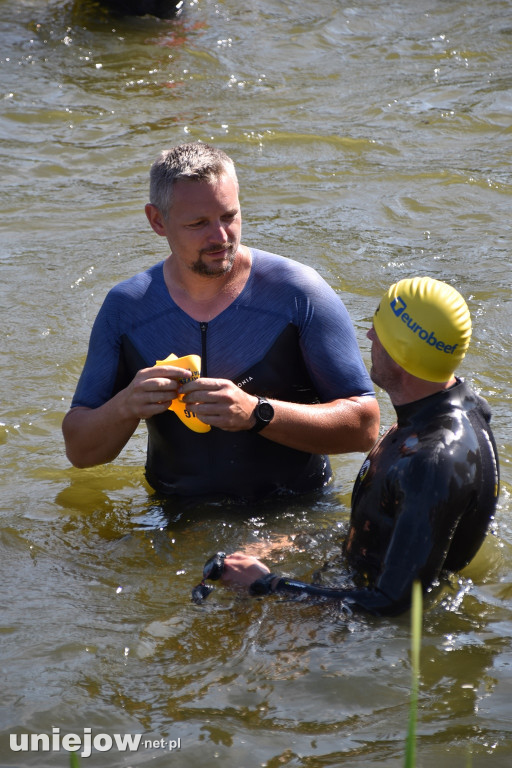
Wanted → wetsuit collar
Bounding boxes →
[394,377,468,428]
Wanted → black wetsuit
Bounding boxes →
[265,380,500,614]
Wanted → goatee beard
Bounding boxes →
[191,244,236,276]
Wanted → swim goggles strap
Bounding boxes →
[249,573,282,595]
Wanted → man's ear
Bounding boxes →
[145,203,167,236]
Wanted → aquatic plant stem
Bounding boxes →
[405,581,422,768]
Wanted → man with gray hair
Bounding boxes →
[63,143,379,501]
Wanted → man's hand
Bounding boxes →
[221,552,271,587]
[62,364,196,468]
[179,378,258,431]
[120,364,195,420]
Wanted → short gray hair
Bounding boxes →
[149,142,238,217]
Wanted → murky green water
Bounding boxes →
[1,0,511,766]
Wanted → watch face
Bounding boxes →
[258,401,274,422]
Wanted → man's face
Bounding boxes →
[367,325,401,392]
[160,173,242,278]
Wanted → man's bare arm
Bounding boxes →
[62,364,192,468]
[62,402,141,468]
[258,395,379,454]
[181,377,380,454]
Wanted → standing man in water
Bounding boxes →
[63,142,379,501]
[211,277,500,613]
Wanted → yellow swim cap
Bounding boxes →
[373,276,472,382]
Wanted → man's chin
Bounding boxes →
[192,252,236,277]
[369,367,382,389]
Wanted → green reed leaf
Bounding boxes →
[404,581,422,768]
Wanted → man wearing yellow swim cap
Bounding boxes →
[211,277,500,615]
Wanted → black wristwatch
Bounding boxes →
[250,396,274,433]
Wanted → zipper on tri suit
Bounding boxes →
[199,322,208,376]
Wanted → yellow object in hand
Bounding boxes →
[155,353,211,433]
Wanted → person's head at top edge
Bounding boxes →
[367,276,472,406]
[144,142,242,279]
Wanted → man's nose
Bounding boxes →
[208,219,229,241]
